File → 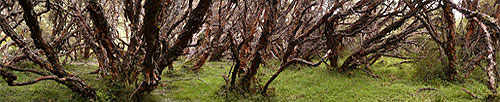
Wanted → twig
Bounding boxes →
[129,82,143,100]
[197,78,210,85]
[161,78,194,83]
[417,87,437,93]
[461,88,478,98]
[84,69,100,75]
[390,60,414,66]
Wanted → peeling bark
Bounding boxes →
[240,0,277,91]
[475,18,497,94]
[442,1,457,80]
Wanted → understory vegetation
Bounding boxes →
[0,57,495,101]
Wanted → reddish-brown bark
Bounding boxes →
[239,0,277,91]
[464,0,478,48]
[192,52,209,72]
[87,0,124,79]
[141,0,163,87]
[442,1,457,80]
[136,0,213,95]
[0,0,97,99]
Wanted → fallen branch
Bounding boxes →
[353,67,378,78]
[390,60,414,67]
[461,88,478,98]
[2,75,83,86]
[84,69,100,75]
[416,87,437,93]
[161,78,194,83]
[381,54,422,60]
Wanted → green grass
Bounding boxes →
[0,57,496,102]
[0,62,99,102]
[147,57,491,102]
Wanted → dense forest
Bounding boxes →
[2,0,500,101]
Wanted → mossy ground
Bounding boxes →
[0,57,495,102]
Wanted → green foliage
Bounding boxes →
[181,58,195,70]
[413,51,447,82]
[94,81,135,102]
[408,40,452,82]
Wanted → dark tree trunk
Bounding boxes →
[87,0,123,79]
[239,0,277,91]
[15,0,97,99]
[193,52,209,71]
[340,8,418,72]
[228,34,243,90]
[209,49,225,61]
[464,0,478,48]
[442,1,457,80]
[324,21,342,68]
[141,0,162,88]
[137,0,212,94]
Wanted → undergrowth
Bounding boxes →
[0,57,497,102]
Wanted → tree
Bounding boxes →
[2,0,500,100]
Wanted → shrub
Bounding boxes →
[412,44,447,82]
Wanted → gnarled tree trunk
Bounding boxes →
[137,0,212,95]
[239,0,277,92]
[442,1,457,80]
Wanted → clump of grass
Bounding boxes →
[412,55,447,82]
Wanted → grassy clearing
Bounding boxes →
[147,57,491,102]
[0,57,495,102]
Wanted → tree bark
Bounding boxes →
[141,0,162,87]
[475,18,497,94]
[137,0,212,94]
[14,0,97,99]
[442,1,457,80]
[228,32,243,90]
[239,0,277,91]
[87,0,122,79]
[192,52,209,72]
[464,0,478,48]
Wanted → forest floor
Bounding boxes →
[0,57,494,102]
